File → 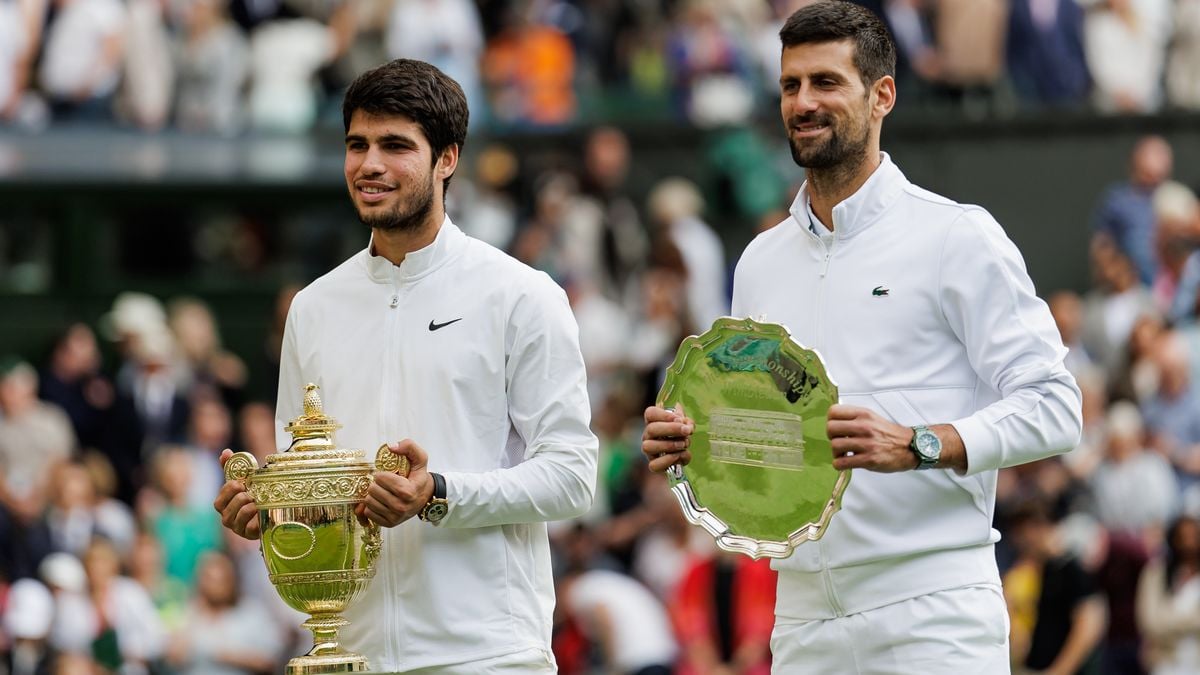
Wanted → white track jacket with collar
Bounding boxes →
[732,154,1082,621]
[274,218,598,672]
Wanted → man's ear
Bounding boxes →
[437,144,460,181]
[872,75,897,119]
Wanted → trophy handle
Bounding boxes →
[224,452,259,482]
[362,522,382,561]
[374,443,410,477]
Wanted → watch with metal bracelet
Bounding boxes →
[418,472,448,525]
[909,425,941,470]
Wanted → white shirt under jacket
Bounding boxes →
[275,218,598,672]
[732,154,1082,620]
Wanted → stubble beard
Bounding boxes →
[789,115,869,168]
[787,108,872,189]
[355,170,436,233]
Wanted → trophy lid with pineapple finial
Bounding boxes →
[284,384,342,441]
[265,383,367,467]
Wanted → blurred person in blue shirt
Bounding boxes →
[1006,0,1090,106]
[1093,136,1174,287]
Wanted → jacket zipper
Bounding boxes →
[384,269,403,666]
[815,236,834,353]
[812,233,845,616]
[819,244,833,278]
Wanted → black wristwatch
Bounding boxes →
[418,472,448,525]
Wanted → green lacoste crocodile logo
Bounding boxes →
[872,286,889,297]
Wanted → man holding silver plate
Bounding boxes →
[642,2,1083,673]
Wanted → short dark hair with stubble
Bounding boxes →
[342,59,469,192]
[779,1,896,87]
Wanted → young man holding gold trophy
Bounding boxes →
[643,2,1083,673]
[214,59,598,674]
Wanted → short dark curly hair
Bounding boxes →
[342,59,469,191]
[779,1,896,87]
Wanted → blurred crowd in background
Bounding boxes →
[0,125,1199,674]
[1,2,1200,675]
[0,0,1199,136]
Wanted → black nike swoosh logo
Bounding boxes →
[428,318,463,331]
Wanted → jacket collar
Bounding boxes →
[362,215,465,283]
[789,152,908,240]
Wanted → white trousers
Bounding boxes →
[771,584,1011,675]
[385,647,556,674]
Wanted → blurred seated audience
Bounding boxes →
[246,18,339,133]
[482,6,576,127]
[931,0,1007,106]
[647,177,728,334]
[386,0,485,123]
[0,2,25,117]
[451,143,520,250]
[0,358,74,580]
[236,400,281,463]
[2,577,58,675]
[1153,181,1200,317]
[558,565,678,675]
[670,550,776,675]
[166,296,246,408]
[1083,0,1170,114]
[38,552,91,657]
[1142,331,1200,481]
[38,324,113,453]
[1005,501,1107,675]
[1165,0,1200,110]
[1078,519,1152,674]
[1089,401,1179,536]
[1138,516,1200,675]
[630,474,716,602]
[36,0,126,121]
[165,550,284,675]
[0,0,1194,133]
[173,0,249,135]
[1050,290,1096,377]
[126,531,189,634]
[78,537,164,674]
[44,459,135,558]
[1080,238,1158,386]
[1155,182,1200,324]
[103,324,190,505]
[665,0,755,127]
[118,0,172,131]
[179,396,235,509]
[1092,136,1175,287]
[138,447,223,586]
[1006,0,1090,108]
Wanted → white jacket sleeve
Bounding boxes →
[440,277,598,527]
[940,209,1083,475]
[274,300,305,450]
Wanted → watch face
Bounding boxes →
[915,431,940,457]
[426,501,449,523]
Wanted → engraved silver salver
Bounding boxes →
[658,317,850,559]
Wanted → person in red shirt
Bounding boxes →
[672,551,776,675]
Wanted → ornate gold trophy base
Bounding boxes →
[286,615,368,675]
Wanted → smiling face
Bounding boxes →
[779,39,891,171]
[344,110,455,234]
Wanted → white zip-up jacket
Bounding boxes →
[732,154,1082,620]
[274,218,598,672]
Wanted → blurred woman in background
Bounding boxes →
[1138,515,1200,674]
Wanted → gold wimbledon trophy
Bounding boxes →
[223,384,407,675]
